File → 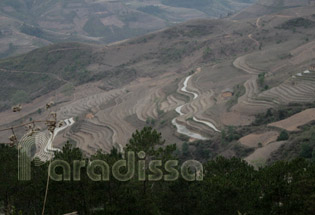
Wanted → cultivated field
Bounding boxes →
[1,2,315,156]
[268,108,315,131]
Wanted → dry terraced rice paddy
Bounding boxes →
[268,108,315,131]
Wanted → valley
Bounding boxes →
[0,0,315,164]
[2,1,315,214]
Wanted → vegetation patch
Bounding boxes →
[1,127,315,214]
[20,23,43,38]
[226,84,246,111]
[269,123,315,162]
[257,72,269,91]
[252,102,315,126]
[277,130,289,141]
[233,143,255,157]
[278,18,315,30]
[221,126,243,145]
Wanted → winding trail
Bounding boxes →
[256,17,262,29]
[193,117,220,132]
[248,34,260,47]
[45,118,75,154]
[182,75,198,99]
[35,117,75,161]
[171,74,220,140]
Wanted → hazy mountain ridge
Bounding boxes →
[258,0,311,7]
[0,0,257,59]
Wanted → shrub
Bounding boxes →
[300,143,313,158]
[257,72,266,87]
[221,126,242,143]
[182,142,189,156]
[277,130,289,141]
[146,117,155,126]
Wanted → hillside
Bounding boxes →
[232,0,314,19]
[0,0,256,59]
[0,1,315,163]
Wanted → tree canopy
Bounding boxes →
[0,127,315,214]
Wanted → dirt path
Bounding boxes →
[233,55,262,75]
[248,34,260,47]
[256,17,262,29]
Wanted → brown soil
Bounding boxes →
[239,131,279,148]
[245,141,286,168]
[268,108,315,131]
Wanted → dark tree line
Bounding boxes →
[0,127,315,215]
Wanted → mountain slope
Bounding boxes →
[0,0,257,59]
[1,1,315,158]
[233,0,314,19]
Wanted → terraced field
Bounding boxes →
[228,53,315,126]
[239,131,279,148]
[257,70,315,104]
[68,121,114,156]
[45,68,224,152]
[2,3,315,158]
[230,55,274,119]
[11,50,315,155]
[27,118,75,161]
[171,70,221,140]
[245,141,286,168]
[268,108,315,131]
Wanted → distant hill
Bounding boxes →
[258,0,310,7]
[162,0,256,16]
[232,0,314,19]
[0,0,257,59]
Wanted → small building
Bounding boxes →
[221,88,234,98]
[309,64,315,72]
